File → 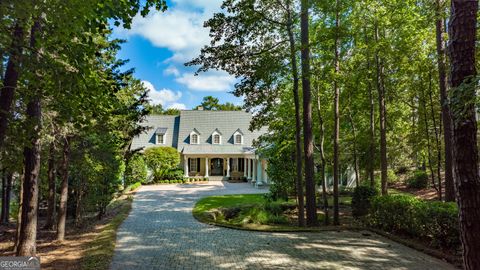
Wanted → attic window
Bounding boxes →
[212,129,222,144]
[155,127,167,145]
[157,134,165,144]
[235,134,242,144]
[190,129,201,144]
[233,129,244,145]
[213,134,220,144]
[191,134,199,144]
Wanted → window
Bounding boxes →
[213,134,220,144]
[191,134,198,144]
[157,134,164,144]
[189,158,198,172]
[235,134,242,144]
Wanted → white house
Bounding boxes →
[130,110,269,184]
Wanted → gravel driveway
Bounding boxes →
[110,182,455,270]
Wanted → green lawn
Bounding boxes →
[193,194,266,215]
[193,193,358,231]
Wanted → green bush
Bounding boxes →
[387,169,399,183]
[144,147,181,182]
[124,154,148,185]
[369,195,459,249]
[352,186,378,217]
[406,170,428,189]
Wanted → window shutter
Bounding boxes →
[197,158,200,172]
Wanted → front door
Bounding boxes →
[211,158,223,176]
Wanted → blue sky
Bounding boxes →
[112,0,242,110]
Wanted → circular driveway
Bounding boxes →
[110,182,455,270]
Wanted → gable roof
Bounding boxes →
[191,128,201,135]
[212,128,222,135]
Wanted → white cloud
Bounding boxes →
[117,1,238,93]
[126,9,211,63]
[175,71,236,92]
[168,102,187,110]
[164,65,180,76]
[142,81,183,107]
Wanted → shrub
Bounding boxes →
[387,169,399,183]
[144,147,181,182]
[264,201,284,216]
[396,166,409,175]
[123,182,141,193]
[369,195,459,249]
[124,154,148,185]
[406,170,428,189]
[352,186,378,217]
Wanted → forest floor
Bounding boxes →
[390,182,440,200]
[0,187,138,270]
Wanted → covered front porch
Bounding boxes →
[182,155,268,184]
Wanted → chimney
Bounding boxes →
[198,106,204,111]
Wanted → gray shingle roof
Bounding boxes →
[155,127,168,134]
[130,115,180,151]
[130,111,267,154]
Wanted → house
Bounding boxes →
[130,110,269,184]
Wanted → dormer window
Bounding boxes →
[235,134,242,144]
[233,129,244,145]
[157,134,165,144]
[213,134,220,144]
[212,129,222,145]
[190,128,201,145]
[155,127,167,145]
[191,134,198,144]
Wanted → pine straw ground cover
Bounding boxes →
[0,184,140,270]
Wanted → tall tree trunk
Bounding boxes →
[1,170,13,223]
[1,170,6,223]
[0,24,24,149]
[300,0,317,226]
[332,0,341,226]
[428,73,443,200]
[57,137,70,241]
[286,0,305,227]
[75,180,84,227]
[374,22,388,195]
[44,142,56,230]
[14,171,23,253]
[348,112,360,187]
[421,84,438,192]
[364,27,376,188]
[316,90,329,225]
[435,0,455,202]
[16,19,43,257]
[447,1,480,268]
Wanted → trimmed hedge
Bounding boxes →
[156,178,209,184]
[369,195,459,249]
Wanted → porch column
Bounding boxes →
[184,156,189,177]
[205,157,209,177]
[226,157,230,177]
[246,158,250,178]
[244,158,247,177]
[263,160,268,182]
[252,159,256,181]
